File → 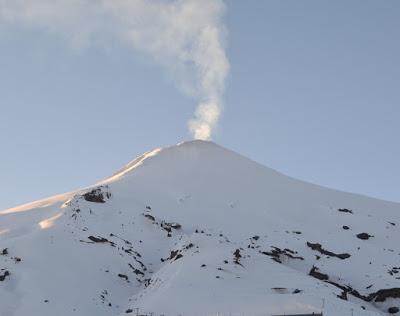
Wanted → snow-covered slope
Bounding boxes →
[1,140,399,316]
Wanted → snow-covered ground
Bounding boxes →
[0,140,399,316]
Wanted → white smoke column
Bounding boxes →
[0,0,230,140]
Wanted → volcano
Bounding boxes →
[0,140,399,316]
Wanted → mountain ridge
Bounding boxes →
[2,140,398,214]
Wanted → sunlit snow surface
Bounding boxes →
[0,140,399,316]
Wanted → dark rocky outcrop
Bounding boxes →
[306,242,351,260]
[338,208,353,214]
[160,221,182,236]
[88,236,109,243]
[307,265,400,305]
[369,288,400,302]
[161,250,182,262]
[144,214,155,222]
[118,274,129,281]
[233,249,243,266]
[161,243,193,263]
[388,307,399,314]
[309,266,329,281]
[356,233,373,240]
[82,187,111,203]
[0,270,10,281]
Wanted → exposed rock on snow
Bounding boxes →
[338,208,354,214]
[306,242,351,260]
[356,232,374,240]
[82,186,111,203]
[0,270,10,281]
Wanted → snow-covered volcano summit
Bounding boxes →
[1,140,399,316]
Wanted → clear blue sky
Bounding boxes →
[1,0,399,210]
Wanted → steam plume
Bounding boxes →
[0,0,229,140]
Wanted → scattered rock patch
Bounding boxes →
[260,246,304,263]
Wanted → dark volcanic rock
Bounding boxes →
[309,266,329,281]
[338,208,353,214]
[306,242,351,260]
[388,307,399,314]
[337,290,348,300]
[369,288,400,302]
[82,187,111,203]
[0,270,10,281]
[144,214,155,221]
[233,249,242,265]
[118,274,129,281]
[161,250,181,262]
[88,236,109,243]
[356,233,373,240]
[160,221,182,234]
